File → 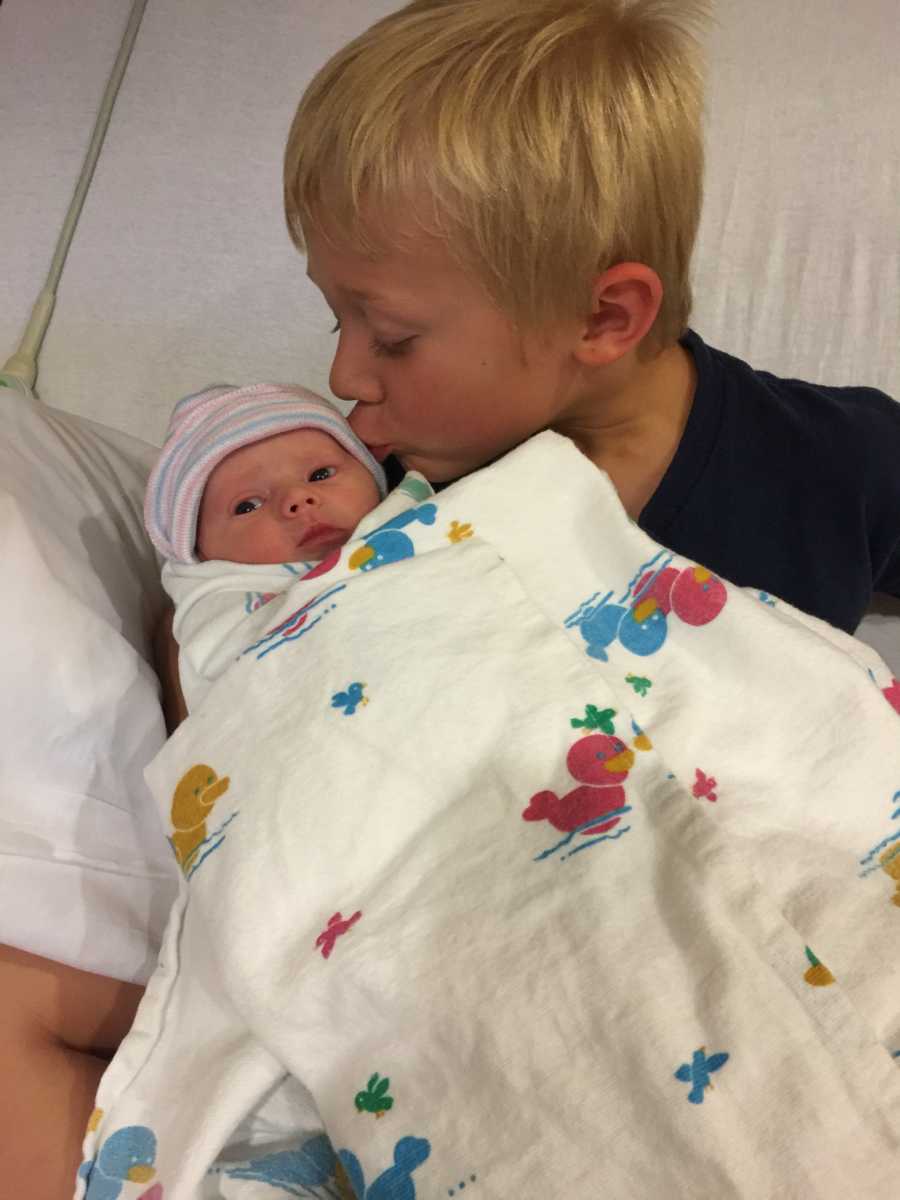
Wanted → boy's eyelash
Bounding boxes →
[371,336,416,358]
[329,317,415,357]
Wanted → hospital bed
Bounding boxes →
[0,0,898,991]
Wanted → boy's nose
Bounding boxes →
[329,332,383,407]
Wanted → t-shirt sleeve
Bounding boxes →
[878,540,900,599]
[862,390,900,599]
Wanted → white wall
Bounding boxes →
[2,0,897,447]
[1,0,396,441]
[694,0,899,392]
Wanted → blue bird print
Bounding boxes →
[567,595,669,661]
[674,1047,730,1104]
[617,598,669,656]
[224,1133,340,1197]
[349,504,437,573]
[332,682,368,716]
[575,600,626,661]
[338,1136,431,1200]
[80,1125,157,1199]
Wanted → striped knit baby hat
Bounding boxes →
[144,382,387,563]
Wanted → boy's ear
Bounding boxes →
[574,263,664,366]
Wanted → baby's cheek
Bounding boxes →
[355,474,384,515]
[194,518,213,561]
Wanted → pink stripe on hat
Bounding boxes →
[144,383,387,563]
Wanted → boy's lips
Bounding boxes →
[364,442,392,463]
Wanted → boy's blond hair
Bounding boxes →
[285,0,708,347]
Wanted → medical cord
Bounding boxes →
[2,0,149,389]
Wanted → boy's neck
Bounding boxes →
[554,341,696,521]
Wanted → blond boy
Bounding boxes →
[284,0,900,634]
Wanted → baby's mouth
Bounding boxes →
[298,524,349,556]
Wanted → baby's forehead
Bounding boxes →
[205,427,350,489]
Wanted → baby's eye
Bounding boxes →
[309,466,336,483]
[234,497,262,516]
[371,335,417,359]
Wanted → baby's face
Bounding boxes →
[196,428,381,564]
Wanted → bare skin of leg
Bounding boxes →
[0,944,143,1200]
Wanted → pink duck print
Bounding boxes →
[634,564,728,627]
[524,732,635,861]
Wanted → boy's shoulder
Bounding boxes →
[641,331,900,631]
[691,329,900,447]
[679,329,900,507]
[697,329,900,526]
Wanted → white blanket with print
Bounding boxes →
[78,433,900,1200]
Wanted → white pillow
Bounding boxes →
[0,374,178,984]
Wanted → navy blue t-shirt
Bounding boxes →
[638,331,900,633]
[384,330,900,634]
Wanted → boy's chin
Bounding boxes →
[402,448,513,486]
[392,451,473,485]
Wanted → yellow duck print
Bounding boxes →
[170,765,230,874]
[879,842,900,906]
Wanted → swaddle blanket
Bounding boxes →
[160,473,439,713]
[78,432,900,1200]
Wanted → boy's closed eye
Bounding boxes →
[330,318,417,359]
[371,335,417,358]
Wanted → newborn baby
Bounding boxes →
[146,381,386,566]
[144,382,390,709]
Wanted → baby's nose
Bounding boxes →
[282,487,319,516]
